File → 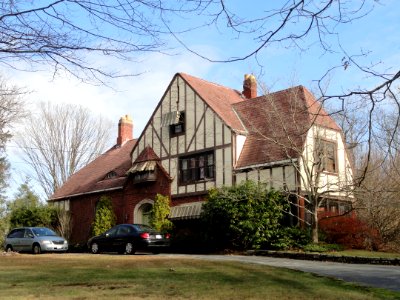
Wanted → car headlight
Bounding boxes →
[64,240,68,244]
[41,240,52,245]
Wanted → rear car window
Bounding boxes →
[7,229,24,238]
[133,224,153,232]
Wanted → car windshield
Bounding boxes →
[133,224,155,232]
[32,227,57,237]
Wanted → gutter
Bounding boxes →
[48,186,123,201]
[235,158,298,171]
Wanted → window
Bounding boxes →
[179,151,215,185]
[7,229,24,239]
[132,170,156,183]
[170,111,185,136]
[315,139,337,173]
[105,171,117,179]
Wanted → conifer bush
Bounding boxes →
[91,196,116,236]
[150,194,173,233]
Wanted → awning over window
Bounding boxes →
[161,111,180,127]
[169,201,204,220]
[127,161,157,174]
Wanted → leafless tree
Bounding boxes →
[16,102,113,198]
[0,76,24,151]
[353,104,400,250]
[56,208,73,241]
[355,153,400,250]
[0,75,25,195]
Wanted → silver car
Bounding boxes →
[4,227,68,254]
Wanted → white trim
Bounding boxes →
[235,158,298,171]
[133,199,154,224]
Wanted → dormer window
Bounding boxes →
[127,160,158,184]
[104,171,117,179]
[170,111,185,136]
[132,170,157,184]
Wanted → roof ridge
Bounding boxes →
[179,72,241,94]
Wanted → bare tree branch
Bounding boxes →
[16,102,113,197]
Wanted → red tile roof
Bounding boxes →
[179,73,246,132]
[50,139,136,200]
[134,145,160,163]
[233,86,340,168]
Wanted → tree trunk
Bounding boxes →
[312,204,319,243]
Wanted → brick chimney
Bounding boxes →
[117,115,133,145]
[242,74,257,99]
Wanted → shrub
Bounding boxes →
[150,194,173,233]
[265,226,311,250]
[9,205,58,228]
[91,195,116,236]
[319,213,382,250]
[201,181,288,250]
[302,243,344,253]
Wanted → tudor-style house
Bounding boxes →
[50,73,354,244]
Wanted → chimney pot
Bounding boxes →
[242,74,257,99]
[117,115,133,145]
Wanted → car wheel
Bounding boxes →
[125,242,135,255]
[32,244,41,255]
[5,245,13,253]
[91,242,100,254]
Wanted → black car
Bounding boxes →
[87,224,170,254]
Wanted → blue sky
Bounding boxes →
[4,0,399,199]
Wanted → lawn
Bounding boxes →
[0,253,399,300]
[331,250,400,259]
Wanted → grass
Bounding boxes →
[330,250,400,259]
[0,253,399,299]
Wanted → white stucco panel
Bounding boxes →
[284,165,297,191]
[235,134,247,164]
[272,168,284,189]
[259,168,271,189]
[236,172,247,184]
[246,170,258,182]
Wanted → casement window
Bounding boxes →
[315,139,337,173]
[179,151,215,185]
[132,170,157,184]
[169,111,185,136]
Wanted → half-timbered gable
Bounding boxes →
[130,73,245,199]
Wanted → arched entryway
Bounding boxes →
[133,199,154,225]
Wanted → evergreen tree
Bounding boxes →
[150,194,173,233]
[7,180,57,229]
[91,196,116,236]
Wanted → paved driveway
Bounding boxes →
[162,254,400,292]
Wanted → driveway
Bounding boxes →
[162,254,400,292]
